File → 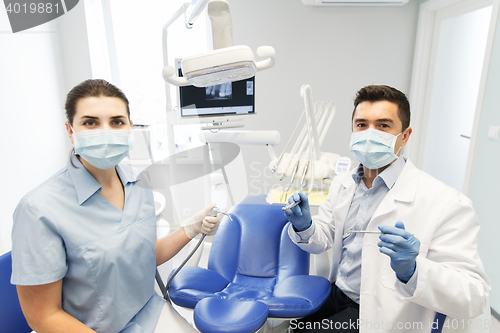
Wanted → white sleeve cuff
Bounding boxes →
[296,223,315,243]
[395,266,418,298]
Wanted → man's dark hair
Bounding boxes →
[352,85,410,131]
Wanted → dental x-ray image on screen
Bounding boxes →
[176,59,255,119]
[206,83,232,100]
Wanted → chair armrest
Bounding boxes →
[168,266,230,293]
[273,275,331,307]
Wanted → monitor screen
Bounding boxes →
[177,60,255,119]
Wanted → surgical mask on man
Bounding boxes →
[71,127,133,169]
[349,128,403,169]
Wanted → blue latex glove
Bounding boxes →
[283,192,312,231]
[377,221,420,283]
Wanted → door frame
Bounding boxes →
[406,0,500,195]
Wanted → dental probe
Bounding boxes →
[282,199,301,211]
[342,230,382,240]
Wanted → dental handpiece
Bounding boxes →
[210,207,220,217]
[210,207,233,221]
[282,199,301,211]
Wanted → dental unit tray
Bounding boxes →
[266,189,328,206]
[268,85,351,203]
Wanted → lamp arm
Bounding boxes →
[163,1,211,107]
[255,46,276,71]
[162,3,188,111]
[162,66,190,86]
[208,0,233,49]
[186,0,211,28]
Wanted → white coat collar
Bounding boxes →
[370,158,418,223]
[339,157,417,203]
[335,158,418,224]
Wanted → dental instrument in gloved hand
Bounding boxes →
[161,206,232,303]
[283,192,311,231]
[184,205,221,239]
[342,230,382,240]
[377,221,420,283]
[282,199,301,211]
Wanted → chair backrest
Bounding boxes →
[0,251,32,333]
[208,195,310,291]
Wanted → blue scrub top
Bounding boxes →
[11,154,164,333]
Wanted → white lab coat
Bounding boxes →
[288,159,490,333]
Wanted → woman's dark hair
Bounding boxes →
[66,79,130,166]
[65,79,130,126]
[352,85,411,131]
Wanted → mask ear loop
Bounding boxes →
[394,130,406,155]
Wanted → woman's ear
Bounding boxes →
[65,121,74,144]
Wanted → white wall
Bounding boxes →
[0,1,91,255]
[0,14,67,254]
[226,0,420,196]
[56,1,93,93]
[469,8,500,313]
[423,6,492,192]
[417,0,499,313]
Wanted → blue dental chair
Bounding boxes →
[168,195,332,333]
[0,251,32,333]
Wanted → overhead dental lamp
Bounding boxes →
[162,0,275,88]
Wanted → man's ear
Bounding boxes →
[400,126,412,147]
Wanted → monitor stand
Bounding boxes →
[200,122,244,130]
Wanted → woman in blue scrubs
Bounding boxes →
[11,79,219,333]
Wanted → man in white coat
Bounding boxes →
[284,85,490,333]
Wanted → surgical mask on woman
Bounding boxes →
[349,128,403,169]
[71,127,133,169]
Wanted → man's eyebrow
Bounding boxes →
[80,115,127,119]
[353,118,394,123]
